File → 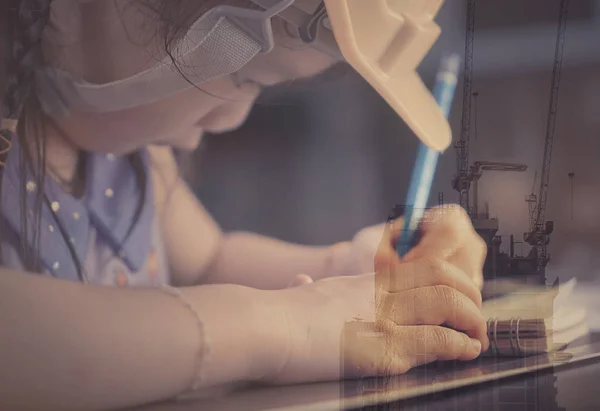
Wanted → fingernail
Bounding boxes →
[470,338,482,354]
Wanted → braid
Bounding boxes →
[2,0,52,121]
[1,0,51,162]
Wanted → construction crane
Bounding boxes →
[452,0,476,213]
[469,161,528,218]
[525,170,538,227]
[524,0,570,270]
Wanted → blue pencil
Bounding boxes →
[395,54,461,257]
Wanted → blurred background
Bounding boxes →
[185,0,600,282]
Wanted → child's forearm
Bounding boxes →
[0,269,287,410]
[202,231,353,289]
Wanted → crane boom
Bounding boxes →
[526,0,569,268]
[535,0,569,228]
[453,0,476,212]
[471,161,528,173]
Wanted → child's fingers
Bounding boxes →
[342,321,483,379]
[403,205,472,260]
[373,219,404,272]
[398,206,485,288]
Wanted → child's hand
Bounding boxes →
[270,269,487,384]
[268,205,488,384]
[376,204,486,291]
[336,204,485,290]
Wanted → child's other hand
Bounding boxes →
[269,269,487,384]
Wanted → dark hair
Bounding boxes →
[0,0,226,277]
[1,0,53,272]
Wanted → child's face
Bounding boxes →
[46,0,337,154]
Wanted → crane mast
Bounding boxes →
[453,0,476,213]
[525,0,570,269]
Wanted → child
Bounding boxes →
[0,0,488,409]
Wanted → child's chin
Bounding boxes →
[202,118,247,135]
[205,125,242,135]
[161,131,204,151]
[201,106,253,135]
